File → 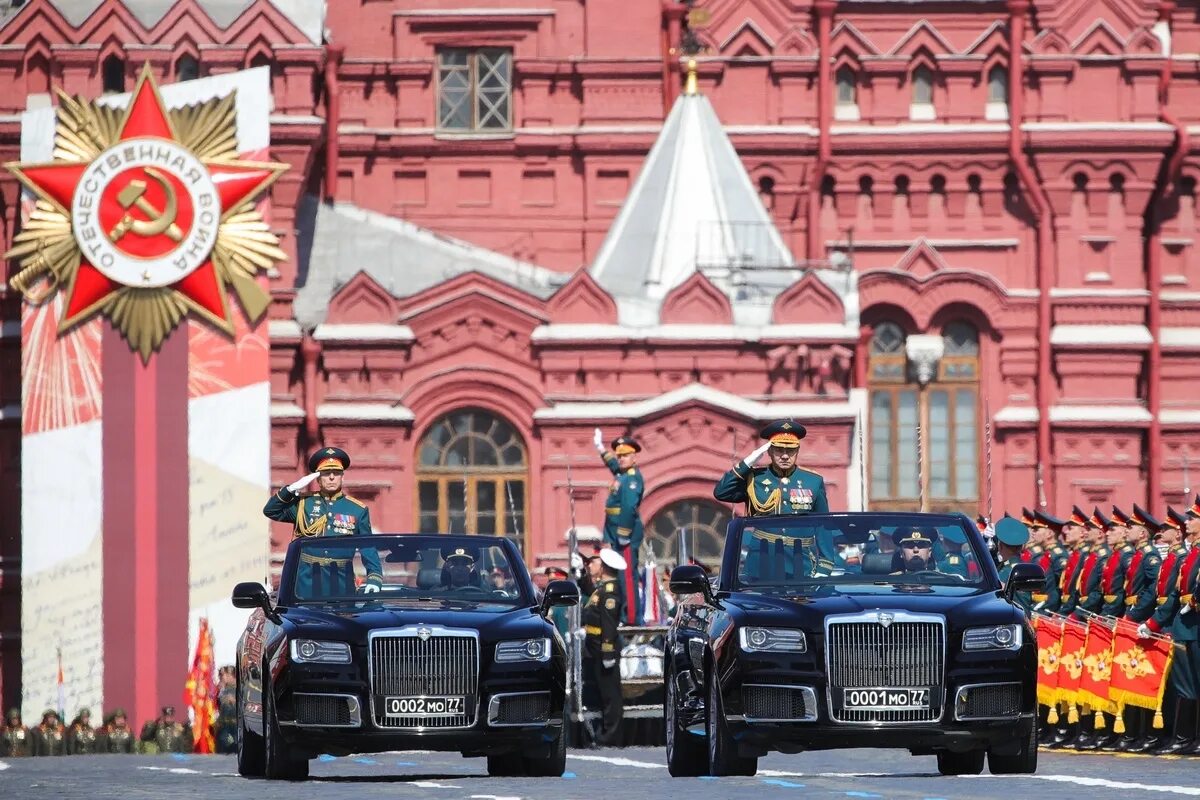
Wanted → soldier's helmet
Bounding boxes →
[77,707,90,719]
[41,709,58,722]
[5,707,19,722]
[161,705,175,717]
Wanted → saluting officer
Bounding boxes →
[714,420,828,516]
[264,446,383,597]
[1,708,29,757]
[582,548,627,746]
[995,516,1033,617]
[593,430,645,624]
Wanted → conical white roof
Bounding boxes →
[590,91,794,302]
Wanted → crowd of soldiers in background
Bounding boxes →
[0,666,238,757]
[1012,500,1200,756]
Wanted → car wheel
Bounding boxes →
[235,671,265,777]
[707,669,757,777]
[989,721,1038,774]
[522,712,568,777]
[665,664,706,777]
[263,675,310,781]
[936,749,985,776]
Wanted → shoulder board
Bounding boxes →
[1147,555,1161,566]
[626,468,636,475]
[795,466,822,476]
[343,495,367,508]
[603,581,616,591]
[1120,544,1133,551]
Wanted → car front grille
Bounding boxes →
[826,614,945,724]
[742,685,817,722]
[369,630,479,729]
[293,693,360,727]
[954,682,1022,720]
[488,691,552,726]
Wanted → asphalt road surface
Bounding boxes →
[2,747,1198,800]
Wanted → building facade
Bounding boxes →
[2,0,1200,707]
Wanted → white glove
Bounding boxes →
[286,471,321,493]
[1181,604,1192,616]
[593,427,605,452]
[361,583,379,594]
[569,552,583,571]
[741,442,771,469]
[1137,623,1152,639]
[602,659,617,670]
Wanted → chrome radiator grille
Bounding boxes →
[370,632,478,729]
[826,616,944,724]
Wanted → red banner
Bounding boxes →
[183,617,217,754]
[1055,617,1088,716]
[1078,616,1115,714]
[1035,615,1064,709]
[1109,618,1175,722]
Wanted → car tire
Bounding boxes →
[263,675,310,781]
[522,713,568,777]
[707,669,757,777]
[989,722,1038,774]
[936,749,985,776]
[235,672,265,777]
[665,664,706,777]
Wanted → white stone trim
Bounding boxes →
[1049,406,1152,424]
[1163,291,1200,302]
[909,102,936,122]
[833,103,861,122]
[531,323,858,343]
[270,402,305,420]
[825,238,1019,249]
[1050,288,1150,298]
[994,406,1039,424]
[268,319,302,340]
[312,323,415,343]
[563,525,603,543]
[1161,409,1200,424]
[832,122,1008,135]
[1023,121,1173,132]
[394,7,555,16]
[1049,324,1152,346]
[317,402,415,423]
[1161,328,1200,348]
[533,382,857,422]
[984,101,1009,121]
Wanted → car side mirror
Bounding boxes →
[670,565,714,602]
[540,580,580,615]
[233,581,274,614]
[1004,562,1045,603]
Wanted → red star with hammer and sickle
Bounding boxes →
[11,69,280,328]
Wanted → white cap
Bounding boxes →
[599,548,628,571]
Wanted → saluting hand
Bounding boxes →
[593,427,605,452]
[286,471,321,493]
[361,584,380,595]
[741,442,771,469]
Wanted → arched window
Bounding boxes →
[647,499,731,574]
[415,409,528,553]
[987,64,1007,103]
[868,322,918,506]
[176,55,199,82]
[102,54,125,94]
[927,322,980,502]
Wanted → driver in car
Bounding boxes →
[441,548,478,589]
[891,526,942,574]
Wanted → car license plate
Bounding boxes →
[842,687,929,710]
[383,696,465,716]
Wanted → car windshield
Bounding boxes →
[732,514,989,591]
[284,535,530,607]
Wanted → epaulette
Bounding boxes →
[626,468,636,475]
[946,555,962,564]
[795,466,822,475]
[603,581,615,591]
[344,495,367,508]
[1051,546,1065,555]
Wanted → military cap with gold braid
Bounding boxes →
[759,419,806,449]
[1111,505,1131,525]
[308,446,351,473]
[610,436,641,456]
[442,546,477,566]
[1034,509,1066,531]
[1090,506,1112,530]
[1020,507,1038,527]
[1189,494,1200,518]
[893,526,940,546]
[1068,505,1094,528]
[1130,503,1161,530]
[1165,506,1188,532]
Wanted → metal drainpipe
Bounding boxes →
[324,44,344,204]
[807,0,835,262]
[661,2,684,114]
[1007,0,1056,506]
[1146,0,1186,507]
[300,333,321,446]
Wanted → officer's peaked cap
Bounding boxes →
[994,517,1031,547]
[610,436,641,455]
[308,446,351,473]
[599,548,628,571]
[893,526,939,547]
[1130,504,1162,530]
[1034,510,1066,530]
[759,419,806,448]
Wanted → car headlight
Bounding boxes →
[289,639,352,664]
[962,624,1023,652]
[738,627,807,653]
[495,638,551,663]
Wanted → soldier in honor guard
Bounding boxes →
[1097,507,1134,620]
[1020,508,1047,566]
[581,548,627,746]
[1151,495,1200,755]
[592,429,645,624]
[65,708,97,754]
[1056,507,1094,618]
[30,710,65,756]
[714,420,829,516]
[263,446,383,598]
[1032,510,1069,613]
[1073,506,1111,619]
[139,706,192,754]
[1,708,29,757]
[996,516,1033,616]
[98,708,135,754]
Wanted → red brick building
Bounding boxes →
[2,0,1200,707]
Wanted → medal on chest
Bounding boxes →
[788,486,813,509]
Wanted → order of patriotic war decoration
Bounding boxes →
[4,63,288,359]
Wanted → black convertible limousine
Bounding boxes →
[231,534,578,780]
[663,512,1045,778]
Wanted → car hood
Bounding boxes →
[278,601,548,642]
[725,584,1019,629]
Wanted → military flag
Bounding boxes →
[1077,614,1117,728]
[183,617,217,754]
[1109,618,1176,730]
[1055,616,1088,723]
[1034,615,1063,718]
[56,647,66,722]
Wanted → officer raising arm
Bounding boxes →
[593,429,645,624]
[714,420,829,516]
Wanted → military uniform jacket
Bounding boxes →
[1172,554,1200,643]
[1075,544,1110,616]
[31,723,65,756]
[601,452,644,551]
[66,722,96,754]
[1150,545,1199,636]
[1126,545,1164,623]
[143,720,192,754]
[714,463,829,516]
[0,724,29,757]
[999,556,1033,617]
[1057,545,1090,616]
[1035,545,1069,611]
[1099,544,1134,617]
[582,578,623,660]
[263,488,383,587]
[99,724,134,754]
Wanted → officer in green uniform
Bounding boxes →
[1072,505,1109,619]
[1033,510,1070,613]
[263,447,383,598]
[65,708,97,754]
[1115,504,1167,752]
[1095,507,1133,619]
[593,430,645,624]
[30,710,65,756]
[714,419,829,516]
[581,548,626,746]
[97,709,135,754]
[1,708,29,757]
[995,516,1033,616]
[890,527,940,574]
[936,524,971,578]
[1057,507,1093,618]
[1152,496,1200,755]
[139,705,191,754]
